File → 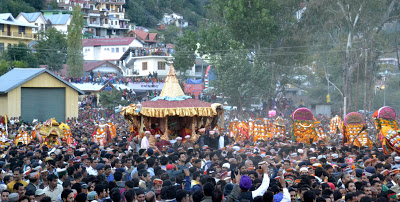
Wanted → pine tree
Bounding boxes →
[67,6,84,77]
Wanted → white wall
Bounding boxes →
[131,56,172,77]
[91,66,120,74]
[83,39,143,61]
[16,14,46,33]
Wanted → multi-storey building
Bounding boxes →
[0,13,37,50]
[57,0,129,38]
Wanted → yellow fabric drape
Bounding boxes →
[139,107,217,118]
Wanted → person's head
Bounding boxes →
[104,165,112,175]
[13,183,25,196]
[203,182,214,197]
[39,196,52,202]
[345,192,356,202]
[304,190,316,202]
[1,190,10,202]
[263,191,274,202]
[345,181,356,193]
[145,191,156,202]
[371,180,382,193]
[13,167,23,181]
[94,184,107,199]
[47,174,59,188]
[341,173,352,184]
[61,189,74,202]
[179,153,187,163]
[363,186,372,197]
[110,188,122,202]
[17,195,29,202]
[135,189,145,202]
[289,188,297,202]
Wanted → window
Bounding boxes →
[122,47,126,52]
[142,62,147,70]
[116,47,119,53]
[111,48,115,53]
[111,21,113,25]
[0,43,4,51]
[0,24,3,32]
[18,26,25,34]
[158,62,165,70]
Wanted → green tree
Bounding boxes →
[67,6,84,77]
[0,0,35,17]
[99,89,129,109]
[173,30,197,79]
[4,43,38,68]
[0,60,9,76]
[36,28,67,72]
[158,26,181,44]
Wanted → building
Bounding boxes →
[41,61,121,77]
[0,68,83,122]
[56,0,129,37]
[82,37,143,61]
[125,29,158,47]
[83,61,122,75]
[161,13,188,28]
[119,47,173,77]
[16,12,47,37]
[0,13,37,49]
[44,14,72,34]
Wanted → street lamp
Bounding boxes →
[381,85,386,106]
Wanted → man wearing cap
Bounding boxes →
[57,168,68,185]
[155,135,171,151]
[234,164,270,201]
[25,172,40,194]
[35,189,45,202]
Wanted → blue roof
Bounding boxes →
[0,13,37,27]
[45,14,71,25]
[20,12,42,22]
[0,68,84,94]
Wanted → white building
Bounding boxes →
[119,47,174,77]
[44,14,72,34]
[161,13,188,28]
[16,12,47,36]
[82,37,143,61]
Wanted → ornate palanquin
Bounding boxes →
[253,118,273,141]
[39,119,63,148]
[373,106,400,155]
[272,116,286,140]
[121,64,222,145]
[292,108,318,144]
[343,112,373,148]
[330,115,343,135]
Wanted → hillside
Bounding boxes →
[125,0,209,28]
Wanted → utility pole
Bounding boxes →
[364,47,368,118]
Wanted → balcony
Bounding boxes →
[97,0,125,4]
[0,31,35,40]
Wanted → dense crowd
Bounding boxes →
[62,74,165,85]
[2,108,400,202]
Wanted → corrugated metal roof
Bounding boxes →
[45,14,71,25]
[0,13,37,27]
[82,37,137,46]
[0,68,84,94]
[20,12,41,22]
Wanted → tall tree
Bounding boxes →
[36,28,67,72]
[67,6,84,77]
[173,30,197,79]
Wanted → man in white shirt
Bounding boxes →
[43,174,63,202]
[141,131,151,149]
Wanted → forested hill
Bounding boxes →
[125,0,209,28]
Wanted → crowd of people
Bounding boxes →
[1,105,400,202]
[61,74,165,85]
